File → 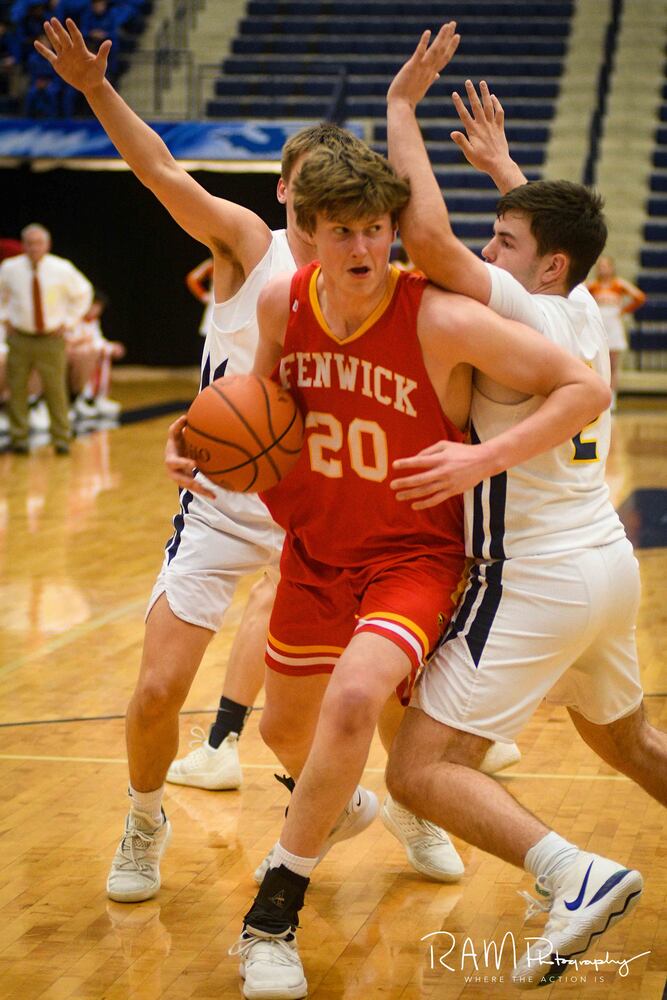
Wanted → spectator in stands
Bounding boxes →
[11,1,53,63]
[0,237,22,435]
[80,0,118,79]
[25,29,62,115]
[68,288,125,419]
[0,20,19,70]
[0,238,22,261]
[185,257,214,339]
[587,255,646,410]
[0,223,92,454]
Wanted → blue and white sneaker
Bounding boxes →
[512,851,643,989]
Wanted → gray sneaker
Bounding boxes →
[106,809,172,902]
[166,728,242,790]
[381,794,464,882]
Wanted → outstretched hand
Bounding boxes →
[387,22,460,108]
[450,80,509,171]
[391,439,489,509]
[164,415,216,499]
[34,17,110,92]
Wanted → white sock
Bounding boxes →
[525,831,579,881]
[270,841,318,878]
[129,784,164,825]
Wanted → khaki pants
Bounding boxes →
[7,330,70,448]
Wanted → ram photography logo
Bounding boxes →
[421,930,650,987]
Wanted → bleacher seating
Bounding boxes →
[0,0,153,117]
[631,70,667,363]
[206,0,574,249]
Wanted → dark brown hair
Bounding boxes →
[497,180,607,289]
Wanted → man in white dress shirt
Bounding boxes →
[0,223,92,453]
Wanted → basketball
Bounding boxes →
[183,374,304,492]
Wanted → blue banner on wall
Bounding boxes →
[0,119,364,161]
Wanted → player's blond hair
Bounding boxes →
[281,123,366,183]
[292,145,411,235]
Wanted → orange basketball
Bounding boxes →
[183,374,304,492]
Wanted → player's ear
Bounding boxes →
[276,177,287,204]
[543,251,569,287]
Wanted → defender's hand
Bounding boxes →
[34,17,110,93]
[450,79,511,172]
[391,439,489,509]
[387,22,460,109]
[164,414,216,498]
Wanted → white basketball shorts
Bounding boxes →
[415,537,644,742]
[147,480,285,632]
[598,305,627,351]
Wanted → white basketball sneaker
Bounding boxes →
[94,396,122,418]
[381,794,464,882]
[480,740,521,775]
[512,851,643,989]
[28,398,50,431]
[253,786,378,885]
[73,395,98,420]
[166,728,242,790]
[106,809,172,902]
[229,926,307,1000]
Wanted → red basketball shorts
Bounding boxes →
[266,547,465,704]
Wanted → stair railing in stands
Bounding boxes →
[326,68,349,125]
[153,0,203,114]
[583,0,623,187]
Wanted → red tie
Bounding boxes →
[32,264,45,333]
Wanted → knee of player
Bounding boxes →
[259,707,311,755]
[384,747,415,807]
[133,673,183,720]
[322,681,380,738]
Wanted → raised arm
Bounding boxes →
[386,24,491,302]
[252,274,292,377]
[35,19,270,272]
[395,288,611,507]
[450,80,527,194]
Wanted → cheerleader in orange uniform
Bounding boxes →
[587,256,646,408]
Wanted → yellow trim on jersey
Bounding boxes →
[570,414,600,464]
[361,611,429,652]
[268,631,346,655]
[308,265,401,345]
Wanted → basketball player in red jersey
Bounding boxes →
[230,142,610,998]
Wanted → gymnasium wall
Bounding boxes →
[7,166,285,366]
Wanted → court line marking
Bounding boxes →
[0,691,664,728]
[0,598,146,678]
[0,754,631,780]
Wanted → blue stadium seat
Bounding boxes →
[246,1,573,16]
[208,0,572,256]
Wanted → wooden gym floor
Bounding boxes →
[0,376,666,1000]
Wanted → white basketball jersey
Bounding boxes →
[200,229,295,388]
[188,229,296,521]
[466,264,626,559]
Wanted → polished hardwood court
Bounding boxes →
[1,380,666,1000]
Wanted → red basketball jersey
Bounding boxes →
[261,262,465,569]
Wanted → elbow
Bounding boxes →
[590,375,612,416]
[136,152,178,192]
